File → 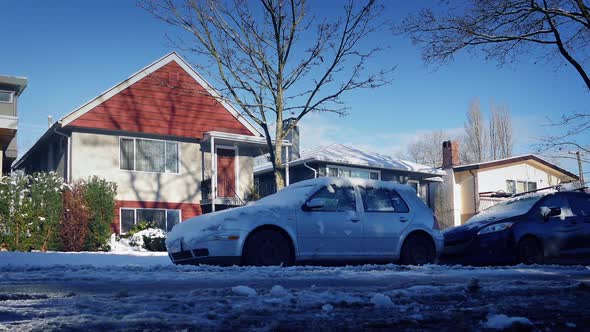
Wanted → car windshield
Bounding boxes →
[253,185,316,206]
[468,194,544,223]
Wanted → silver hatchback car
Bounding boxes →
[167,177,444,266]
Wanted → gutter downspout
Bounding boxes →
[304,162,317,179]
[53,124,71,183]
[469,169,479,215]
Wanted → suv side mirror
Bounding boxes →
[542,206,561,221]
[302,198,326,211]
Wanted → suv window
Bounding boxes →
[539,194,573,218]
[568,194,590,217]
[359,187,409,213]
[308,185,356,212]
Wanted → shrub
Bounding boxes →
[142,236,166,252]
[60,183,90,252]
[29,173,64,251]
[126,221,157,238]
[84,176,117,251]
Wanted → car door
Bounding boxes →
[566,193,590,260]
[537,194,583,260]
[359,187,414,257]
[297,184,362,259]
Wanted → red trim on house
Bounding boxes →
[68,61,253,139]
[112,200,202,234]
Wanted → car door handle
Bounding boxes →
[399,217,408,222]
[349,218,360,223]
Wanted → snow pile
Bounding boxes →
[482,314,532,329]
[270,285,288,296]
[370,293,394,308]
[232,285,257,297]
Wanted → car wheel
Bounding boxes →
[242,229,293,266]
[518,237,543,265]
[400,233,436,266]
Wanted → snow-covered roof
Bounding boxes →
[254,143,445,176]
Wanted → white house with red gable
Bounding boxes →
[13,52,281,234]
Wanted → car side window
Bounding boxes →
[568,195,590,217]
[308,185,356,212]
[390,190,410,213]
[540,194,574,218]
[359,187,409,213]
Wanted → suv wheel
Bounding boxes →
[242,229,293,266]
[400,233,436,265]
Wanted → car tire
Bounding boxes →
[400,233,436,266]
[518,237,544,265]
[242,229,294,267]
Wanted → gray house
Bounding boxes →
[254,121,445,208]
[0,75,27,175]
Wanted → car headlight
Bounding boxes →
[477,222,514,235]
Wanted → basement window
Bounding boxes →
[0,90,14,103]
[120,208,181,234]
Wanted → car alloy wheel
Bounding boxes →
[400,233,436,266]
[243,229,293,266]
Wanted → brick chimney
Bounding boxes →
[442,140,460,169]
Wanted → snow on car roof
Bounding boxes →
[254,144,445,176]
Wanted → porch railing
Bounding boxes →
[201,178,245,206]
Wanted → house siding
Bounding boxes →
[68,61,253,139]
[71,131,203,204]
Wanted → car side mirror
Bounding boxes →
[541,207,561,221]
[303,198,325,211]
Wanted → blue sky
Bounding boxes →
[1,1,588,173]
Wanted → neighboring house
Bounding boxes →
[254,122,445,209]
[440,140,579,227]
[13,52,275,234]
[0,75,27,175]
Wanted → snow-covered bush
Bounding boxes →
[84,176,117,251]
[115,228,166,252]
[0,172,63,251]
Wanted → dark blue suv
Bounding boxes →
[441,190,590,265]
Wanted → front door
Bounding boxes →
[297,184,362,259]
[359,187,414,257]
[216,148,236,197]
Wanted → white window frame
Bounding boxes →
[119,207,182,234]
[325,164,381,180]
[118,136,181,174]
[214,145,239,198]
[505,179,537,194]
[0,90,14,104]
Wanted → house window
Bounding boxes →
[527,182,537,192]
[0,90,14,103]
[506,180,538,194]
[120,137,179,173]
[506,180,516,194]
[407,180,420,197]
[326,165,380,180]
[120,208,181,234]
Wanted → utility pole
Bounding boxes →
[569,151,585,186]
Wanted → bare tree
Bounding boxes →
[398,0,590,91]
[463,98,488,163]
[140,0,393,190]
[489,103,514,159]
[405,130,447,168]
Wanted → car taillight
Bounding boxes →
[433,215,440,230]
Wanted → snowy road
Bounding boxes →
[1,252,590,331]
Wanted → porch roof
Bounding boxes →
[201,131,291,153]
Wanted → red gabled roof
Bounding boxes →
[61,52,261,139]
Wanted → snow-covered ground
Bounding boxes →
[1,252,589,331]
